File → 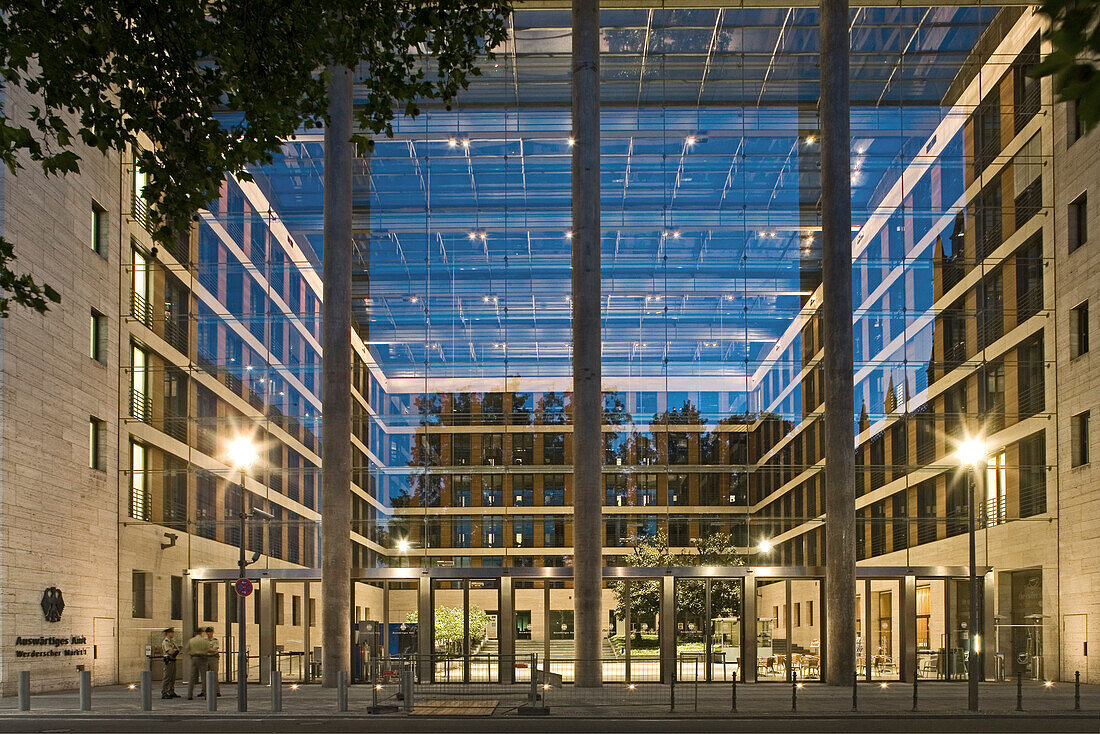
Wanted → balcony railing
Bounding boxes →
[1018,380,1045,419]
[1017,285,1043,324]
[131,190,153,233]
[163,414,188,443]
[130,291,153,328]
[982,495,1007,528]
[129,388,151,424]
[163,316,188,354]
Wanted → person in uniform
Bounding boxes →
[204,627,221,696]
[161,628,181,699]
[186,628,209,699]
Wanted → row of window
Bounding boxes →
[131,571,316,628]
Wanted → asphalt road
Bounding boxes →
[0,713,1098,734]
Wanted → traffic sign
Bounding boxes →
[234,578,254,597]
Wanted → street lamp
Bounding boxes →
[225,436,266,712]
[756,539,773,555]
[956,436,985,712]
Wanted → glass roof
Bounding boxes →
[242,5,1008,408]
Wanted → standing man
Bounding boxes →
[186,628,209,699]
[204,627,221,697]
[161,628,181,699]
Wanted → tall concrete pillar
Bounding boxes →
[571,0,602,688]
[321,65,354,688]
[820,0,857,686]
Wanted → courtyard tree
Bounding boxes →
[612,530,744,637]
[0,0,511,316]
[407,605,490,654]
[1033,0,1100,127]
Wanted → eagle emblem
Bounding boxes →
[41,587,64,623]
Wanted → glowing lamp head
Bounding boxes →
[757,539,773,554]
[397,539,411,553]
[956,437,986,467]
[226,435,259,470]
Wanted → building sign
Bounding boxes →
[14,636,88,658]
[40,587,64,622]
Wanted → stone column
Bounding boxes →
[571,0,602,688]
[820,0,857,687]
[321,65,354,687]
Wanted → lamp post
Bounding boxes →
[957,437,985,712]
[226,436,263,712]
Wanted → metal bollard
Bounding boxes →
[141,670,152,711]
[337,670,348,712]
[18,671,30,712]
[852,670,858,711]
[1016,671,1023,711]
[79,669,92,712]
[529,653,538,707]
[1074,671,1080,711]
[791,670,798,712]
[731,672,737,712]
[402,666,413,715]
[206,671,217,712]
[912,668,918,711]
[271,670,282,713]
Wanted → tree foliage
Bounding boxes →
[612,531,744,631]
[0,0,510,315]
[1033,0,1100,127]
[407,605,490,653]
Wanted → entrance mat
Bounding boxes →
[411,699,499,716]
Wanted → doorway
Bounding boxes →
[1063,614,1087,683]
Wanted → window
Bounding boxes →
[129,440,150,521]
[89,310,106,362]
[984,451,1007,527]
[980,361,1006,432]
[131,244,151,326]
[170,576,183,620]
[1072,301,1089,358]
[132,571,151,618]
[1017,335,1046,418]
[1072,411,1090,467]
[275,592,285,625]
[1019,432,1047,517]
[203,583,219,622]
[916,586,931,649]
[794,602,801,628]
[481,434,502,465]
[1015,234,1043,322]
[543,432,565,464]
[309,597,317,627]
[512,433,533,464]
[512,474,534,506]
[543,475,565,506]
[89,417,105,471]
[1069,193,1088,253]
[482,475,503,507]
[807,600,814,627]
[91,202,107,255]
[292,595,301,626]
[1067,100,1090,147]
[129,343,149,423]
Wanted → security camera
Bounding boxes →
[249,550,262,564]
[160,532,178,550]
[251,508,275,521]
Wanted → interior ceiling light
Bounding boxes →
[565,231,573,239]
[567,136,575,146]
[447,138,457,148]
[685,135,696,146]
[461,139,470,148]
